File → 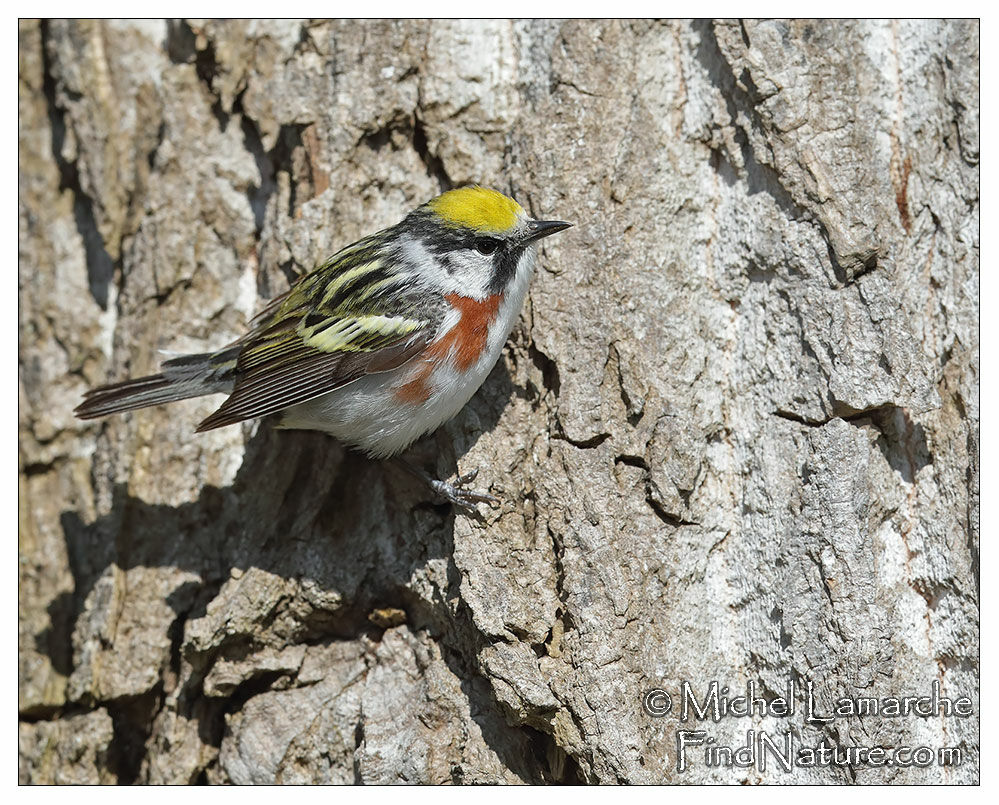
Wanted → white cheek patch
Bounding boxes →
[447,251,494,299]
[398,234,492,300]
[399,236,449,289]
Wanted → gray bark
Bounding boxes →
[19,19,978,783]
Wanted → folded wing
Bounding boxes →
[196,251,431,431]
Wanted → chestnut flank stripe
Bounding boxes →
[394,293,503,404]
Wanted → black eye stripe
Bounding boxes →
[487,244,526,294]
[402,212,524,292]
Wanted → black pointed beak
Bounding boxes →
[524,219,573,244]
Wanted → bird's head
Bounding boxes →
[397,186,572,300]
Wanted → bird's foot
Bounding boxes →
[397,459,499,513]
[427,468,500,513]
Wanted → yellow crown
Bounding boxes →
[426,186,524,234]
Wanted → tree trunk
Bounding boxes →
[19,19,978,783]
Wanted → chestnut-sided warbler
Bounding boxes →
[75,186,571,509]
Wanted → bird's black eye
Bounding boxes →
[474,237,499,255]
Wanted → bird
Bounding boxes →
[75,186,572,509]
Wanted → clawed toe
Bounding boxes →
[397,458,499,513]
[455,468,479,486]
[429,471,500,512]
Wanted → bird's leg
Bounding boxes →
[395,458,500,512]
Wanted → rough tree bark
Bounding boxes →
[19,19,978,784]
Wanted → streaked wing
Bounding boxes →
[196,241,431,431]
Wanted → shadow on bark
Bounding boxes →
[40,364,548,779]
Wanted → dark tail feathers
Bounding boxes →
[74,350,237,420]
